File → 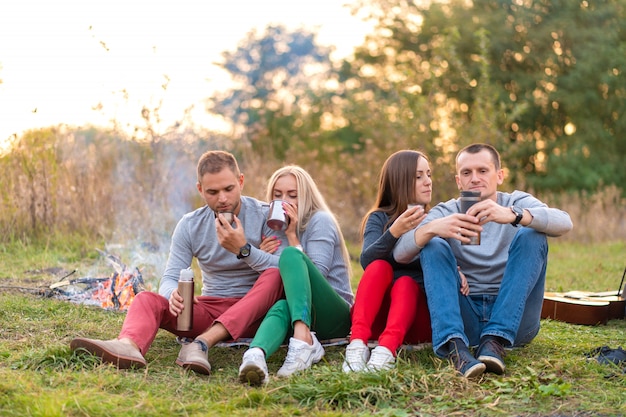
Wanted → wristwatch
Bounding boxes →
[510,206,524,227]
[236,243,251,259]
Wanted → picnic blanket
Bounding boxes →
[213,337,432,352]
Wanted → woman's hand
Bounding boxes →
[458,266,470,296]
[389,205,427,238]
[282,201,300,245]
[260,235,281,254]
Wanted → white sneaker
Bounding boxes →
[367,345,395,371]
[276,333,325,377]
[342,339,370,373]
[238,347,269,386]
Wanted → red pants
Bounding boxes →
[349,260,431,354]
[118,268,283,354]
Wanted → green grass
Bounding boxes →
[0,238,625,416]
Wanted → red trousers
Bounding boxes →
[349,260,432,354]
[118,268,283,354]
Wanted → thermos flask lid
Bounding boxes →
[179,268,194,281]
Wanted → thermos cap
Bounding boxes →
[460,190,480,198]
[179,268,194,282]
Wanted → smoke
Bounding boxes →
[103,133,203,289]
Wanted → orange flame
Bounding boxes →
[92,268,143,311]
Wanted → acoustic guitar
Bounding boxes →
[541,267,626,326]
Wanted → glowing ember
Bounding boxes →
[49,251,146,311]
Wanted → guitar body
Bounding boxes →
[545,269,626,325]
[562,291,626,320]
[542,293,610,325]
[607,297,626,320]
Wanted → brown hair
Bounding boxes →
[197,150,240,182]
[359,149,431,239]
[456,143,501,170]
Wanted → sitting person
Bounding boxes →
[393,143,572,377]
[70,150,286,375]
[237,165,354,385]
[343,149,469,372]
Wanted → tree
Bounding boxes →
[207,25,336,160]
[348,0,626,195]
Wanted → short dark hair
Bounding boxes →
[197,151,240,182]
[457,143,501,170]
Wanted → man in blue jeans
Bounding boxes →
[393,143,572,378]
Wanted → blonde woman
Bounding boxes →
[238,165,354,385]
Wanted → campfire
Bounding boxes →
[49,250,146,311]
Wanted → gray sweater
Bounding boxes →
[393,190,573,295]
[158,196,285,300]
[300,210,354,305]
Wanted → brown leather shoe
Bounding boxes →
[70,337,146,369]
[175,340,211,375]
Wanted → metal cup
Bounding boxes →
[266,200,289,231]
[459,191,481,245]
[218,211,234,225]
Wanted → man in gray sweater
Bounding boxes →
[71,150,286,375]
[393,143,572,378]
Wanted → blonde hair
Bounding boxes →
[266,165,352,278]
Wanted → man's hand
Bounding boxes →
[466,199,517,225]
[215,215,247,254]
[168,288,198,316]
[417,213,482,245]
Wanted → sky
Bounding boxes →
[0,0,372,148]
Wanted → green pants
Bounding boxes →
[250,246,351,357]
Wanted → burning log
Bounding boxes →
[49,250,146,311]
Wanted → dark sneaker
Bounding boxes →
[476,336,506,375]
[70,337,146,369]
[175,339,211,375]
[446,338,485,378]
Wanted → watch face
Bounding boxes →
[238,243,251,258]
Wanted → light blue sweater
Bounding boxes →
[158,196,286,300]
[393,190,573,295]
[300,210,354,305]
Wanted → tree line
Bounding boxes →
[1,0,624,244]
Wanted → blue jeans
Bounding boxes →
[421,228,548,357]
